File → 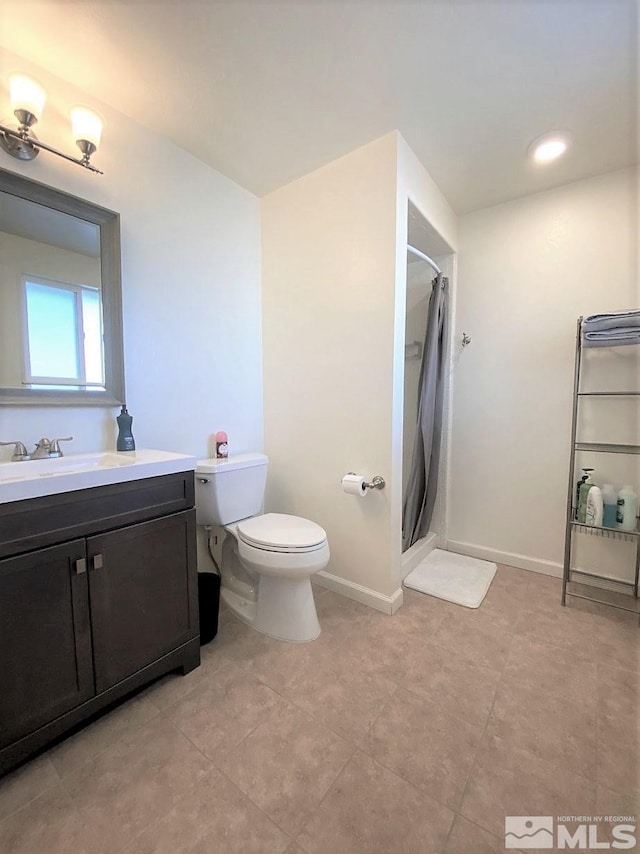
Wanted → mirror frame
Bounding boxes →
[0,168,124,406]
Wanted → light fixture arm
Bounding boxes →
[0,122,103,174]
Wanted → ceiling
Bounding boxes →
[0,193,100,257]
[0,1,637,214]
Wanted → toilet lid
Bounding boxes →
[236,513,327,552]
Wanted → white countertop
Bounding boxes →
[0,449,196,505]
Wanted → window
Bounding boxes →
[22,276,105,388]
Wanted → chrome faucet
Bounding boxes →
[0,441,31,461]
[32,436,73,459]
[32,438,52,459]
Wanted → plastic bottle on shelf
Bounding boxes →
[575,468,594,519]
[617,486,639,532]
[602,484,618,528]
[577,471,595,523]
[585,486,603,527]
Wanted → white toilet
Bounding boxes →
[195,453,329,642]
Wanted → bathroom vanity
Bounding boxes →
[0,450,199,776]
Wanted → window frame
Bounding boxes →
[21,274,105,389]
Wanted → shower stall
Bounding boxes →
[401,203,455,574]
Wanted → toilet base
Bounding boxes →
[222,576,320,643]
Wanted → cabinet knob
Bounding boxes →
[74,557,87,575]
[92,554,104,571]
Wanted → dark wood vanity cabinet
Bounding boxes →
[0,471,200,776]
[0,540,94,748]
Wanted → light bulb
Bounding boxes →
[529,132,571,164]
[70,106,103,150]
[9,74,46,122]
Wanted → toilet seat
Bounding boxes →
[236,513,327,554]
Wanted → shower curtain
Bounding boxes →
[402,273,448,551]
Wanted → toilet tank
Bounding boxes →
[195,453,268,526]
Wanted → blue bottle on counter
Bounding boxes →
[116,405,135,451]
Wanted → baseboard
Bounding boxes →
[315,570,403,615]
[401,531,439,580]
[444,539,562,578]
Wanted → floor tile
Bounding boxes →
[597,730,639,796]
[595,783,640,817]
[363,687,483,809]
[49,690,161,778]
[242,629,343,695]
[523,572,563,613]
[503,633,597,707]
[0,784,102,854]
[284,651,396,744]
[124,769,290,854]
[385,587,451,635]
[165,665,286,764]
[596,661,639,747]
[63,715,213,852]
[430,611,513,671]
[488,675,597,780]
[297,752,454,854]
[218,701,353,836]
[3,564,637,853]
[338,612,432,684]
[314,590,373,643]
[469,584,527,632]
[0,753,60,822]
[460,733,597,839]
[444,814,506,854]
[515,605,596,660]
[399,640,502,727]
[597,661,639,721]
[142,649,225,712]
[200,611,272,672]
[594,613,640,671]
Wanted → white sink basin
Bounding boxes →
[0,449,196,504]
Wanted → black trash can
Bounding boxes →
[197,572,221,645]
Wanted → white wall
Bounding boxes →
[448,168,639,579]
[0,49,263,461]
[261,133,399,608]
[262,132,458,611]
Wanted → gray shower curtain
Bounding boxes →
[402,274,448,551]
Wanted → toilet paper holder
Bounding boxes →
[347,472,386,491]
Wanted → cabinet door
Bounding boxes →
[88,510,198,692]
[0,540,94,748]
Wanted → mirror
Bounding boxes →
[0,168,124,405]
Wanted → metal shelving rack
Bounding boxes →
[562,317,640,613]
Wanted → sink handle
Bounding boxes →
[0,441,31,461]
[49,437,73,458]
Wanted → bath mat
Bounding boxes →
[404,548,496,608]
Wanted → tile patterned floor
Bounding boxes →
[1,565,638,853]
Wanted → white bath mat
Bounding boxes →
[404,549,496,608]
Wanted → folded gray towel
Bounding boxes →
[583,326,640,348]
[583,309,640,333]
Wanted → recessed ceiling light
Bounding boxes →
[528,132,571,164]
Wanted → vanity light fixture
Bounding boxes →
[528,131,572,164]
[0,74,104,174]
